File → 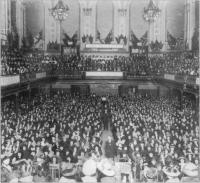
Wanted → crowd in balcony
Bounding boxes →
[149,53,199,76]
[1,51,199,77]
[1,52,53,76]
[1,90,199,182]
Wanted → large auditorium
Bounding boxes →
[0,0,200,183]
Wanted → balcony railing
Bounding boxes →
[1,71,199,87]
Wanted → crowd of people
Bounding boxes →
[1,91,104,182]
[1,89,199,182]
[148,53,199,76]
[1,51,53,76]
[110,94,198,181]
[1,50,199,77]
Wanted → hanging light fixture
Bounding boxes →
[49,0,69,55]
[143,0,161,23]
[49,0,69,22]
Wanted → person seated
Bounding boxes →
[1,157,19,183]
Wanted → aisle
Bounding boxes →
[100,99,114,156]
[101,130,113,157]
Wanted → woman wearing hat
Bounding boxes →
[81,159,97,182]
[97,159,115,183]
[1,157,19,183]
[162,162,180,183]
[59,163,77,183]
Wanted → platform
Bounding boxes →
[85,71,124,80]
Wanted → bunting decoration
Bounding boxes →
[115,34,127,45]
[96,30,101,40]
[149,40,163,51]
[140,31,148,46]
[63,31,78,47]
[105,30,113,44]
[167,31,177,50]
[192,28,199,51]
[47,41,60,51]
[81,35,93,44]
[130,30,139,48]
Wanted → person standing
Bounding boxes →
[104,136,116,159]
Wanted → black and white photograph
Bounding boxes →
[0,0,200,183]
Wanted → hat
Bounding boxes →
[193,138,198,142]
[97,159,115,177]
[162,166,180,178]
[2,156,10,165]
[9,178,19,183]
[61,163,76,177]
[19,176,33,183]
[143,161,148,166]
[182,162,198,177]
[179,156,185,161]
[146,167,157,179]
[82,159,97,176]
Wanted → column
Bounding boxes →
[44,0,61,50]
[149,0,167,50]
[79,0,97,50]
[184,0,196,50]
[113,0,130,51]
[0,0,11,40]
[16,0,26,47]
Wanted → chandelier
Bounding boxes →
[49,0,69,22]
[144,0,161,23]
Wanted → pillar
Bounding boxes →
[184,0,196,50]
[44,0,61,50]
[0,0,11,40]
[79,0,97,50]
[16,0,26,48]
[113,0,130,51]
[149,0,167,50]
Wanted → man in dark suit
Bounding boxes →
[104,136,116,159]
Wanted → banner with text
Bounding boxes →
[86,72,123,79]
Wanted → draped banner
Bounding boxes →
[1,75,20,86]
[86,72,123,79]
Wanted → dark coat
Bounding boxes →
[104,141,116,158]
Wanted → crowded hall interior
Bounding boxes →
[0,0,200,183]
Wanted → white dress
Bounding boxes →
[82,176,97,183]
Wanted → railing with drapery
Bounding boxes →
[2,72,199,87]
[1,50,199,86]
